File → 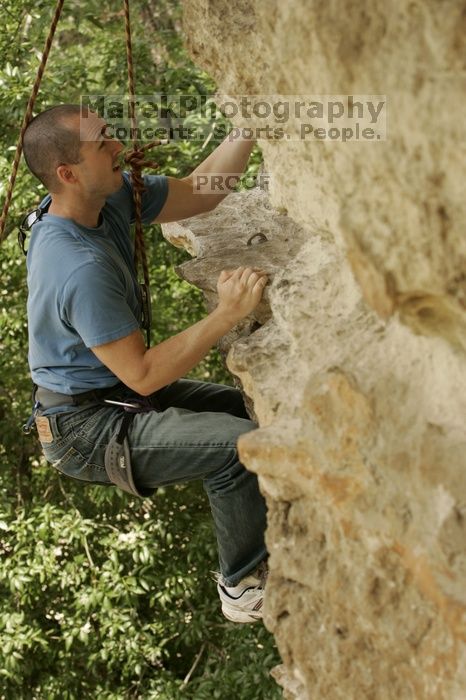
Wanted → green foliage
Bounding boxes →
[0,0,279,698]
[0,480,280,698]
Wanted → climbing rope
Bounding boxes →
[0,0,65,242]
[123,0,150,293]
[0,0,163,347]
[123,0,163,347]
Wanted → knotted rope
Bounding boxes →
[0,0,65,242]
[124,0,167,347]
[123,141,159,291]
[0,0,163,348]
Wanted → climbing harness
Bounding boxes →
[103,397,158,498]
[10,0,168,497]
[26,384,162,498]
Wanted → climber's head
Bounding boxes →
[23,104,124,196]
[23,104,85,193]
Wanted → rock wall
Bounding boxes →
[165,2,466,697]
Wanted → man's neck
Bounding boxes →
[48,195,105,228]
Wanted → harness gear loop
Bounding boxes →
[0,0,65,243]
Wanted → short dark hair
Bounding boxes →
[23,104,86,192]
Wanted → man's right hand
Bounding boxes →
[91,266,269,396]
[216,266,268,324]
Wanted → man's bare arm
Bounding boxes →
[153,132,255,223]
[152,176,209,223]
[91,267,267,395]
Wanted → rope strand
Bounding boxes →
[123,0,150,291]
[0,0,163,352]
[124,0,166,347]
[0,0,65,242]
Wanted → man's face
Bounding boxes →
[71,110,124,196]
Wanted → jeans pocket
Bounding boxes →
[56,406,103,438]
[47,445,109,485]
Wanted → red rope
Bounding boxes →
[0,0,65,242]
[123,0,153,293]
[1,0,163,317]
[123,0,168,349]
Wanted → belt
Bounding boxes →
[35,383,124,410]
[32,382,159,499]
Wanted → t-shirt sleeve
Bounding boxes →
[60,260,140,348]
[116,172,168,224]
[120,172,169,225]
[140,173,169,223]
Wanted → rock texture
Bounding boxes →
[164,2,466,697]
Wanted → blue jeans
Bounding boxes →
[38,379,267,586]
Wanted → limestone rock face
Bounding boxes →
[166,2,466,697]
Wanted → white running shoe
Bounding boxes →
[217,560,268,623]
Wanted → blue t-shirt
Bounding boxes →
[26,172,168,394]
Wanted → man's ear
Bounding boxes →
[55,164,78,187]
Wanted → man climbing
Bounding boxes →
[23,104,268,623]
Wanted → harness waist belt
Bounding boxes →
[33,383,157,499]
[35,383,124,409]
